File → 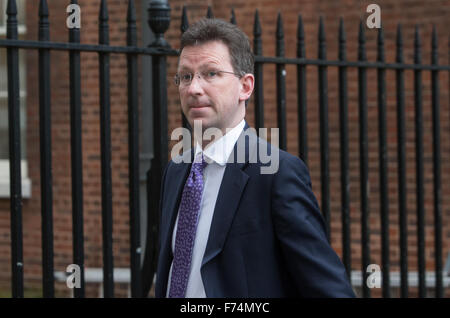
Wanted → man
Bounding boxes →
[155,18,355,298]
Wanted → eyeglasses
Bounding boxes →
[174,69,242,87]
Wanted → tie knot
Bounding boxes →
[193,153,207,171]
[186,154,206,187]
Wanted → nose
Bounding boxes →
[185,73,204,96]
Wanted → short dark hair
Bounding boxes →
[180,18,254,75]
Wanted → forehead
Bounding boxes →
[178,40,232,69]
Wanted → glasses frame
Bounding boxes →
[174,69,243,87]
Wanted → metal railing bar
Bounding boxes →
[0,39,178,55]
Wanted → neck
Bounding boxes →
[194,120,244,151]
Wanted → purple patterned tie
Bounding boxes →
[169,153,207,298]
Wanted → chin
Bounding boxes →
[188,118,210,129]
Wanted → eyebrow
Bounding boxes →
[177,62,221,72]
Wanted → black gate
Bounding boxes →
[0,0,449,298]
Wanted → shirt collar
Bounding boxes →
[194,119,246,166]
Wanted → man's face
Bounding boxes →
[177,41,253,133]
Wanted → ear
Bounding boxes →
[238,73,255,103]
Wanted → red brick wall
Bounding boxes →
[0,0,448,298]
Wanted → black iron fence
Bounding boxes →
[0,0,449,298]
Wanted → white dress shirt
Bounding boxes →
[166,119,246,298]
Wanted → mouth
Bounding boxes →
[190,104,210,109]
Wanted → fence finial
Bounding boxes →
[338,17,345,42]
[297,14,305,58]
[99,0,109,45]
[127,0,136,24]
[414,25,421,49]
[318,17,326,60]
[276,12,284,38]
[181,5,189,34]
[276,12,284,57]
[297,14,304,41]
[39,0,50,41]
[39,0,49,17]
[6,0,18,39]
[396,24,403,63]
[396,24,403,46]
[377,23,384,62]
[338,17,346,61]
[358,19,366,61]
[6,0,17,16]
[127,0,137,46]
[148,0,171,48]
[6,0,18,23]
[206,6,214,19]
[253,10,262,56]
[230,8,237,25]
[318,16,325,40]
[414,25,421,63]
[99,0,109,21]
[254,9,261,37]
[431,25,438,64]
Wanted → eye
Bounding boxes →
[180,72,192,82]
[205,70,218,79]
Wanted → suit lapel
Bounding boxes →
[201,123,257,268]
[201,162,249,267]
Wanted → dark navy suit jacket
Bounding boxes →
[155,123,355,297]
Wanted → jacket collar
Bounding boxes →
[194,119,246,166]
